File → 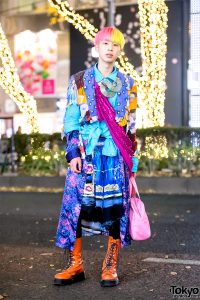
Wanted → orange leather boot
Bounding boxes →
[54,238,85,285]
[101,236,121,287]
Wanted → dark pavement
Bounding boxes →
[0,192,200,300]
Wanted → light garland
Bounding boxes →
[0,23,38,133]
[138,0,168,128]
[47,0,168,129]
[142,136,168,160]
[0,0,168,132]
[48,0,97,40]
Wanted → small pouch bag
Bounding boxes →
[129,176,151,240]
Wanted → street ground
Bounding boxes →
[0,192,200,300]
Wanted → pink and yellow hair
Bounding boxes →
[95,27,125,49]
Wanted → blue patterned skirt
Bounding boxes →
[80,138,124,235]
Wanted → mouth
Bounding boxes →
[106,54,113,58]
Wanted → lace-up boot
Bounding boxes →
[101,236,121,287]
[54,238,85,285]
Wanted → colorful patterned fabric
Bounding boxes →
[55,139,131,251]
[63,65,138,168]
[65,130,81,162]
[56,65,137,251]
[82,65,134,122]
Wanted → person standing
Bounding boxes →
[54,27,138,287]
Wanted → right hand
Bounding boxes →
[70,157,82,173]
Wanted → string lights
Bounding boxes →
[142,136,168,160]
[138,0,168,127]
[0,0,168,135]
[47,0,168,129]
[0,23,38,132]
[48,0,98,40]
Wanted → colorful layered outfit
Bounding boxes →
[56,64,138,251]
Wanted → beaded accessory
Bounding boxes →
[99,77,122,97]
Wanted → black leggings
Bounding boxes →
[76,216,120,239]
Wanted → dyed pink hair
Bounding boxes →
[95,27,125,49]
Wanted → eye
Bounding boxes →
[113,43,119,47]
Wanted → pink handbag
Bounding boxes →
[129,176,151,240]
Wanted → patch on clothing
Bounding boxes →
[85,163,94,174]
[96,185,103,193]
[83,183,94,195]
[104,184,119,192]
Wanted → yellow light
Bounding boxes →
[138,0,168,127]
[142,136,168,160]
[48,0,168,128]
[0,23,39,133]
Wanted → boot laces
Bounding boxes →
[105,242,118,270]
[63,249,75,270]
[63,249,83,270]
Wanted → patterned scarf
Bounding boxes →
[94,80,133,176]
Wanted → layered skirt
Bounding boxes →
[56,138,131,250]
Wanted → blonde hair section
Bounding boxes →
[111,28,125,49]
[95,27,125,49]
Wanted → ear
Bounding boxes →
[117,48,122,57]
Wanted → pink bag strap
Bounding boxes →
[129,176,142,216]
[129,176,140,199]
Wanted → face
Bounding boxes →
[95,39,122,64]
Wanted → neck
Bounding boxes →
[97,60,115,77]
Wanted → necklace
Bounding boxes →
[99,77,122,98]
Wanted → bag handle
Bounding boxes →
[129,176,142,216]
[129,176,140,199]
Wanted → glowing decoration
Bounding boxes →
[142,136,169,160]
[0,23,38,133]
[48,0,168,129]
[47,0,140,81]
[138,0,168,127]
[48,0,98,40]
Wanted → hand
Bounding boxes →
[70,157,82,173]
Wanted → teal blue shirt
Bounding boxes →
[64,64,119,157]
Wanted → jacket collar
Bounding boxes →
[82,65,133,122]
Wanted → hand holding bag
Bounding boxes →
[129,176,151,240]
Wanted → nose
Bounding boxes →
[108,42,113,51]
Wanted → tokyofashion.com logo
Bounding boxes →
[170,285,200,298]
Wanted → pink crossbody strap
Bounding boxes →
[129,176,140,199]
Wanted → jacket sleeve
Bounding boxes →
[63,75,81,162]
[127,80,139,173]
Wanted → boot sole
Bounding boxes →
[100,279,119,287]
[54,272,85,286]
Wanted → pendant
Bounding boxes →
[99,77,122,98]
